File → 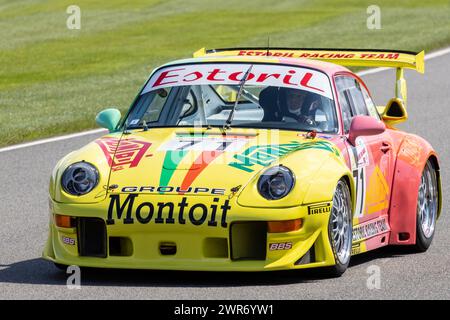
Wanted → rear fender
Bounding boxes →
[388,134,440,245]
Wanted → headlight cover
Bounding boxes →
[61,162,99,196]
[257,165,295,200]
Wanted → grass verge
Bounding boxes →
[0,0,449,147]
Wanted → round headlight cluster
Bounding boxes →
[61,162,99,196]
[257,166,295,200]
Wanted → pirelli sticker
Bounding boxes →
[308,202,331,215]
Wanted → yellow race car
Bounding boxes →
[43,48,441,276]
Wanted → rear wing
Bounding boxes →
[193,47,425,106]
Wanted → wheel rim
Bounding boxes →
[417,162,438,239]
[330,181,352,265]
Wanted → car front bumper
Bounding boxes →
[43,194,336,271]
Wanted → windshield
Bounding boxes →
[125,63,338,133]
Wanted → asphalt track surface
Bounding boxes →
[0,52,449,300]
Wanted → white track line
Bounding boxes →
[0,128,106,153]
[357,67,390,76]
[424,47,450,60]
[1,46,450,154]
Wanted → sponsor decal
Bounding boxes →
[308,202,331,215]
[352,217,388,242]
[159,135,249,152]
[399,136,422,166]
[351,243,361,255]
[347,137,369,218]
[159,135,250,192]
[96,137,152,171]
[237,51,297,58]
[352,165,367,218]
[106,194,230,228]
[62,236,76,246]
[348,137,369,171]
[235,50,400,60]
[120,186,226,195]
[179,151,225,193]
[229,140,340,172]
[355,138,370,168]
[269,242,293,250]
[159,149,190,188]
[143,64,333,99]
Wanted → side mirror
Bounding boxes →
[348,115,385,146]
[95,108,121,133]
[380,98,408,126]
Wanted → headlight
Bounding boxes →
[257,165,295,200]
[61,162,99,196]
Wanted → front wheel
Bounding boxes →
[413,160,439,252]
[324,180,353,277]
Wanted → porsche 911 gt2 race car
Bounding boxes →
[43,48,441,276]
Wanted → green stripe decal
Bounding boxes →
[159,150,189,187]
[229,140,340,172]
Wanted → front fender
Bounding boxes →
[301,154,355,207]
[49,151,75,200]
[51,133,121,204]
[237,147,352,208]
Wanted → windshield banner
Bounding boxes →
[142,63,333,99]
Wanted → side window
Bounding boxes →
[335,76,372,132]
[348,79,369,116]
[361,85,380,119]
[135,88,172,123]
[335,77,354,132]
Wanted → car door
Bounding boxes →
[335,75,394,221]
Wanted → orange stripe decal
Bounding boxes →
[179,150,224,193]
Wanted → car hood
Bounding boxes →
[101,127,342,198]
[52,127,343,203]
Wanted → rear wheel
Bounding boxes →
[413,160,439,252]
[324,180,353,277]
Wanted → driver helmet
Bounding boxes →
[285,88,308,116]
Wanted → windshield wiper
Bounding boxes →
[223,65,253,130]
